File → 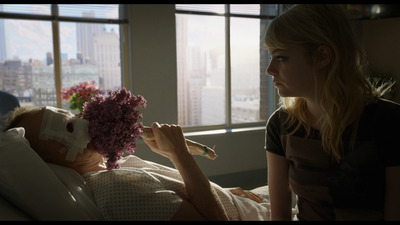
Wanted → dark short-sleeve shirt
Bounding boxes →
[265,98,400,220]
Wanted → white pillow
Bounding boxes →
[0,195,32,220]
[46,163,103,220]
[0,127,102,220]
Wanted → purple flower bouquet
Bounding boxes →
[82,88,146,170]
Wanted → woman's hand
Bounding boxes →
[143,122,189,160]
[229,187,264,203]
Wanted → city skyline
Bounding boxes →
[2,19,119,64]
[0,4,119,63]
[0,5,122,109]
[1,4,272,126]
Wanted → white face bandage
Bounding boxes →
[39,106,91,162]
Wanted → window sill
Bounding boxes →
[184,125,265,138]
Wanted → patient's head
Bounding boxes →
[5,106,105,175]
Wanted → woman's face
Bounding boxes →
[266,45,316,100]
[19,108,105,174]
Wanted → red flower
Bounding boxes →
[61,81,104,113]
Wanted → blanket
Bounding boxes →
[83,155,271,220]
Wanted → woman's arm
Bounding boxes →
[143,122,228,221]
[384,166,400,220]
[267,151,292,220]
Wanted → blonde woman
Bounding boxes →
[265,4,400,220]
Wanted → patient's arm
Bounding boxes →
[142,126,217,160]
[143,122,228,221]
[228,187,263,203]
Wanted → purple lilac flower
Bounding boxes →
[82,88,147,170]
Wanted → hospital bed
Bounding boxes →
[0,91,296,220]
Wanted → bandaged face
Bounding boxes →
[39,106,91,162]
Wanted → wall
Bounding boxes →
[362,17,400,103]
[127,4,267,189]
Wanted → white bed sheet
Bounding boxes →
[84,155,272,220]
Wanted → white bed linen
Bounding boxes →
[0,127,103,220]
[83,155,271,221]
[0,195,32,220]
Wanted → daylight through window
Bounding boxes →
[0,4,127,112]
[175,4,280,129]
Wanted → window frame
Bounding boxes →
[0,4,129,108]
[175,4,281,133]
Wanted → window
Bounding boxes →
[175,4,280,131]
[0,4,127,111]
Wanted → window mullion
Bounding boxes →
[121,23,130,88]
[51,4,62,108]
[120,4,130,88]
[225,4,232,127]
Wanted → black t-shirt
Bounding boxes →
[265,98,400,220]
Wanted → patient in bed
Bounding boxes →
[4,106,270,221]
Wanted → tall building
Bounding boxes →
[176,7,275,127]
[76,11,121,92]
[93,29,121,91]
[46,52,53,66]
[76,11,104,65]
[0,5,6,62]
[0,59,32,97]
[61,53,68,63]
[187,46,207,125]
[200,49,226,125]
[176,15,190,125]
[176,15,226,126]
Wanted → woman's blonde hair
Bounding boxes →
[265,4,380,162]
